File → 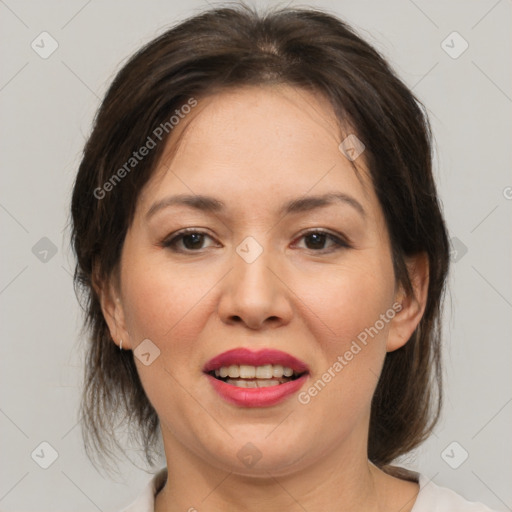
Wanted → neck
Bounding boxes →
[154,427,418,512]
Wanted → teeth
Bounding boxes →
[272,364,284,377]
[256,364,273,379]
[227,365,239,378]
[214,364,298,379]
[240,365,256,378]
[226,379,281,388]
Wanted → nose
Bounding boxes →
[217,243,293,330]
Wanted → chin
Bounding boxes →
[199,429,312,477]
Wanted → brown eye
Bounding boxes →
[162,229,217,252]
[304,232,329,250]
[295,230,349,252]
[180,233,206,250]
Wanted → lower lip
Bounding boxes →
[205,373,309,408]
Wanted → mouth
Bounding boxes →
[207,364,307,388]
[203,348,310,389]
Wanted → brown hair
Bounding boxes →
[70,3,450,472]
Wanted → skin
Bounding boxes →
[99,84,429,511]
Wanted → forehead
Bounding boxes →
[137,85,375,218]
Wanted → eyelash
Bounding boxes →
[161,227,350,254]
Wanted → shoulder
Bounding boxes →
[412,473,499,512]
[119,467,498,512]
[119,467,167,512]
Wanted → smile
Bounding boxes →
[203,348,310,407]
[209,364,304,387]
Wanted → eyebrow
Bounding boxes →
[145,192,366,220]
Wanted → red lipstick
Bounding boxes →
[203,348,309,374]
[203,348,309,408]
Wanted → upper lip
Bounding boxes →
[203,348,310,374]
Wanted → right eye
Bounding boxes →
[162,229,219,253]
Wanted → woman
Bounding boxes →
[70,4,497,511]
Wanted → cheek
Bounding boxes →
[292,255,395,406]
[121,257,210,343]
[120,253,224,399]
[295,255,395,345]
[120,258,215,419]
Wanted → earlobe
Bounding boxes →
[386,252,429,352]
[93,268,131,350]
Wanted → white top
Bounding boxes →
[120,467,498,512]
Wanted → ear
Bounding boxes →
[92,266,132,350]
[386,252,429,352]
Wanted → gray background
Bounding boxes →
[0,0,511,510]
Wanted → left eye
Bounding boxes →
[294,230,348,252]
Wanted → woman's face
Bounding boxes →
[105,85,422,475]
